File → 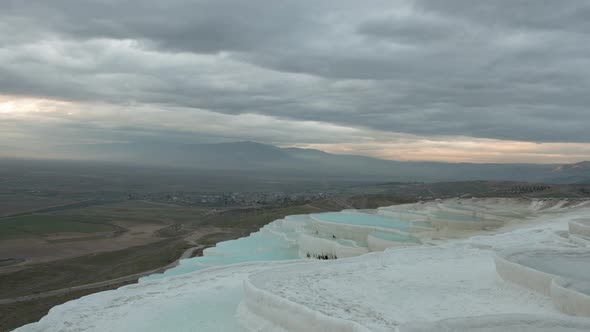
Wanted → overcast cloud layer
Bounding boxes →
[2,0,590,162]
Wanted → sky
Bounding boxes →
[1,0,590,163]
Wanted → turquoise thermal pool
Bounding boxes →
[370,231,419,243]
[311,212,410,231]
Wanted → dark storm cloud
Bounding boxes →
[414,0,590,33]
[1,0,310,52]
[357,13,457,43]
[2,0,590,144]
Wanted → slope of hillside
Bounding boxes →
[552,161,590,173]
[551,161,590,183]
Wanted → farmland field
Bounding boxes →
[0,215,118,240]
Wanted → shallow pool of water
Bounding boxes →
[142,223,299,281]
[514,252,590,283]
[370,231,419,243]
[312,212,409,231]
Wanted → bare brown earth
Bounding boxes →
[0,225,161,272]
[0,223,243,275]
[0,200,207,272]
[0,245,206,305]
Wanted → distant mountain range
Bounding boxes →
[54,141,590,184]
[550,161,590,184]
[552,161,590,173]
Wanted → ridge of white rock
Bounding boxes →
[16,198,590,332]
[569,219,590,239]
[398,314,590,332]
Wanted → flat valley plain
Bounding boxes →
[2,159,590,331]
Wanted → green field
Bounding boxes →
[0,238,189,299]
[55,201,210,224]
[0,215,117,240]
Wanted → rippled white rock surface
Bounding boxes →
[16,198,590,331]
[399,314,590,332]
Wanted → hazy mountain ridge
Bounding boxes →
[551,161,590,173]
[53,141,587,183]
[550,161,590,184]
